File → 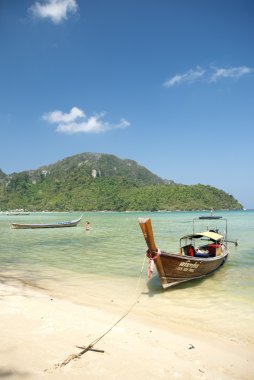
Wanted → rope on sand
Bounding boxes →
[56,253,147,368]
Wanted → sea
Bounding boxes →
[1,210,254,342]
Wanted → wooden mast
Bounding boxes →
[139,218,157,253]
[139,218,166,284]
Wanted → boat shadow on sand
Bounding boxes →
[143,275,208,298]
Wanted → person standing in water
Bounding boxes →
[85,221,91,231]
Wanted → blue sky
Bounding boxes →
[0,0,253,208]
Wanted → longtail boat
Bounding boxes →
[139,216,237,289]
[11,215,83,229]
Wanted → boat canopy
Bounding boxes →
[181,231,223,242]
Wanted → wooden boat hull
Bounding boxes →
[154,251,228,288]
[11,216,82,229]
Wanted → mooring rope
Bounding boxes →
[57,253,148,368]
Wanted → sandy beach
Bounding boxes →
[1,277,253,380]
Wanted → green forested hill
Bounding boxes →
[0,153,243,211]
[0,169,7,180]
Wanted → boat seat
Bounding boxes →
[183,244,196,256]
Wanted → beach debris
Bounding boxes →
[59,343,97,367]
[76,345,104,353]
[188,344,195,349]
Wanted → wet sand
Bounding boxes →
[1,278,254,380]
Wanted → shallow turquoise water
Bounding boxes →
[1,210,253,341]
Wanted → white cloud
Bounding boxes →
[43,107,130,134]
[29,0,78,24]
[210,66,253,82]
[164,66,205,88]
[164,65,253,88]
[43,107,85,123]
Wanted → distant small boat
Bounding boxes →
[6,211,30,215]
[139,215,237,289]
[11,215,83,229]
